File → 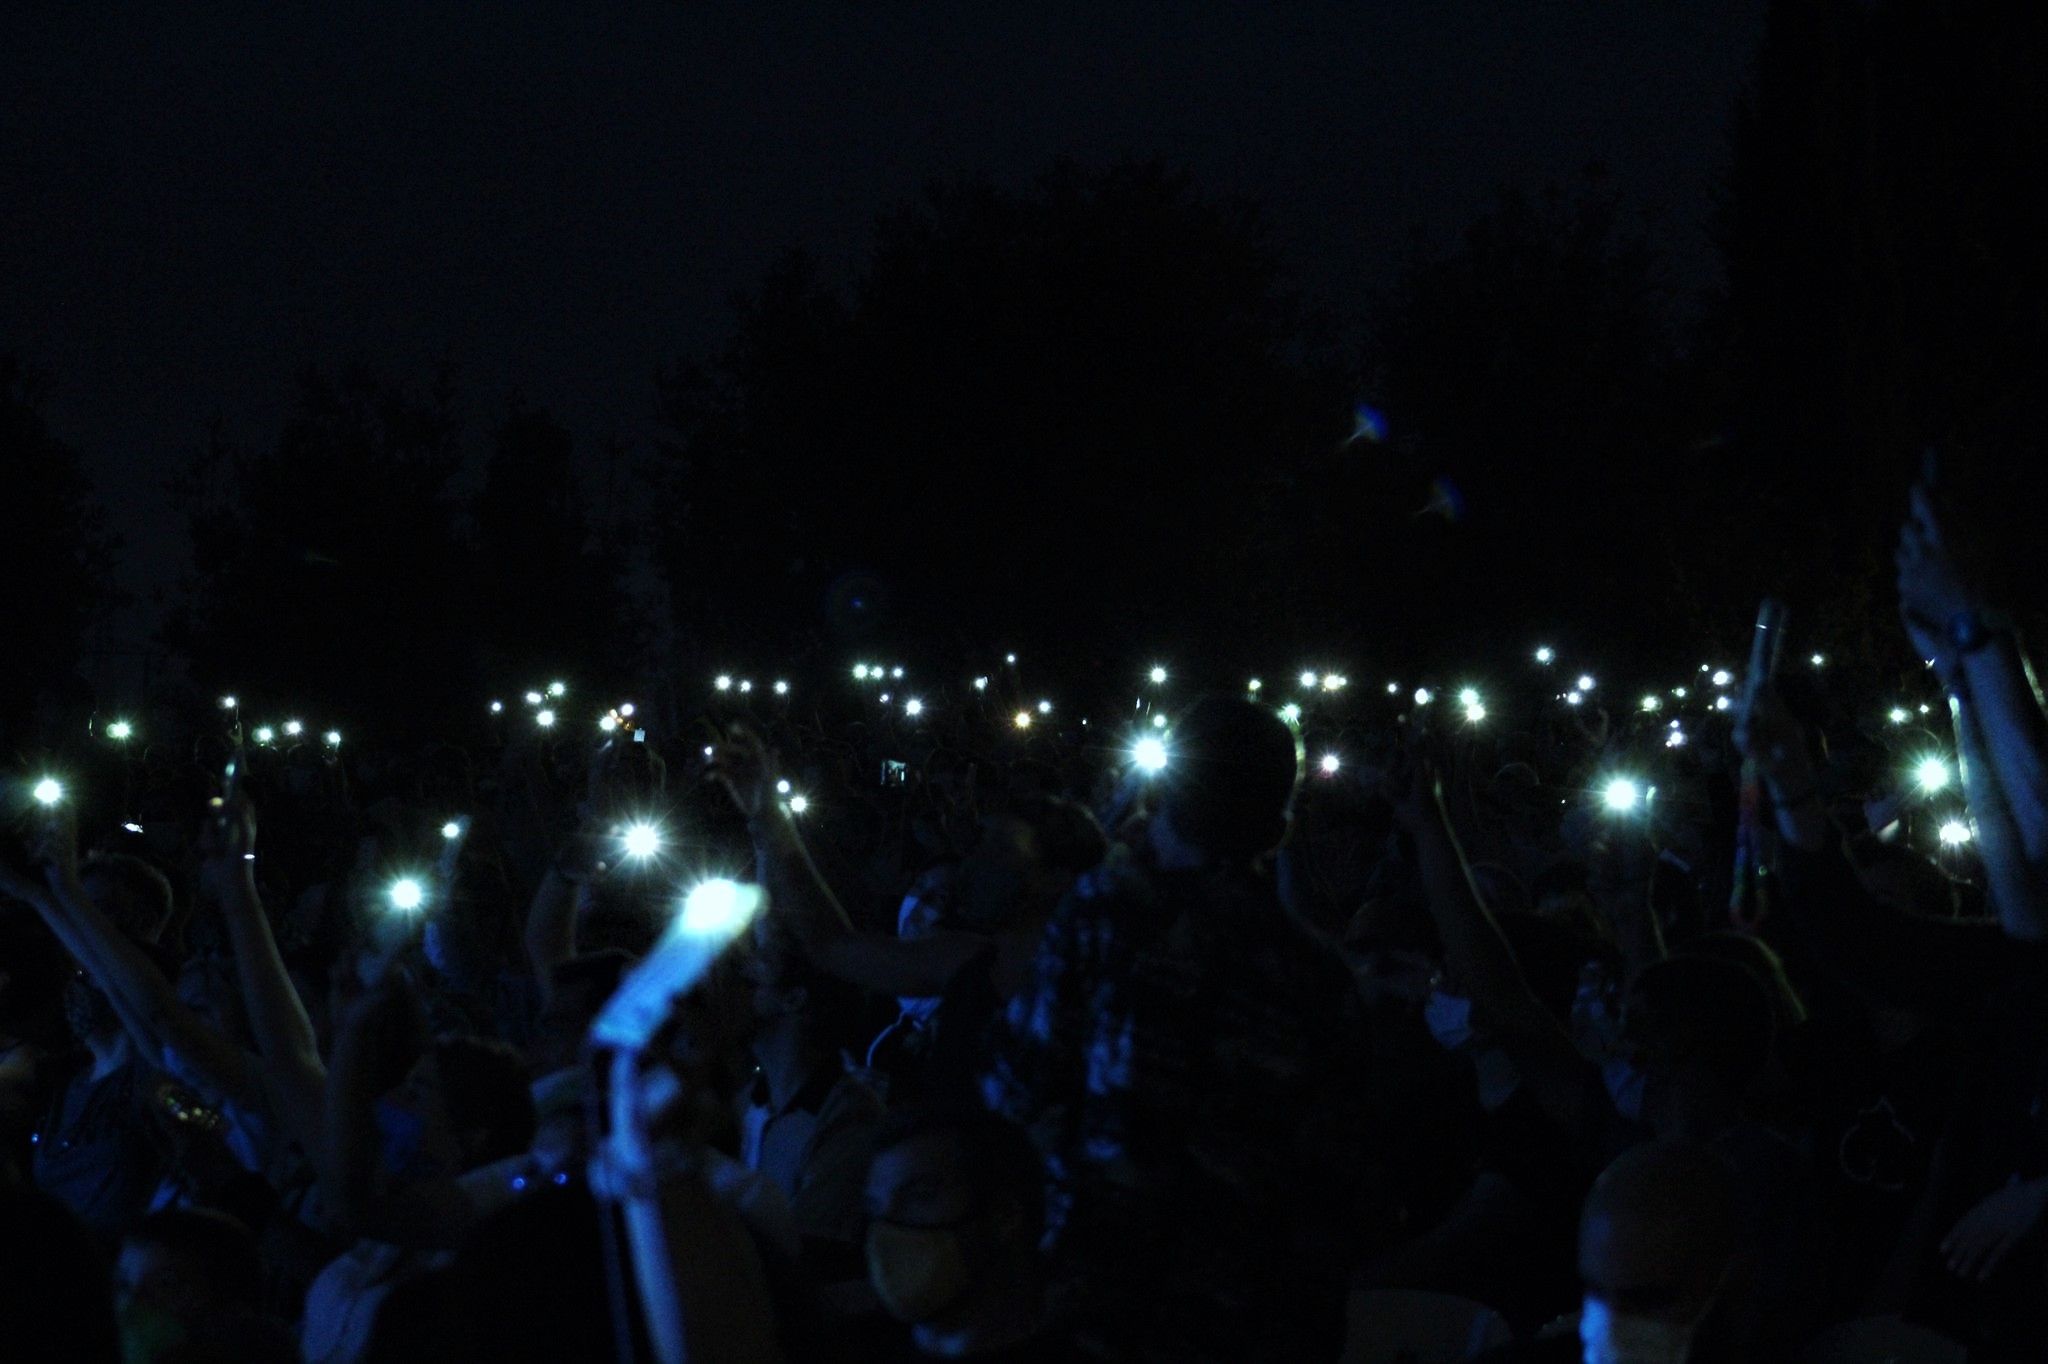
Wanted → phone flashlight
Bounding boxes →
[1133,737,1169,774]
[1601,778,1643,813]
[619,822,663,861]
[1938,819,1972,847]
[32,777,64,806]
[106,720,134,741]
[788,794,809,814]
[1149,666,1168,685]
[388,877,426,913]
[1913,756,1951,794]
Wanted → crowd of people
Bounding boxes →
[1,475,2042,1362]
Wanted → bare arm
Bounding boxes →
[1393,763,1595,1134]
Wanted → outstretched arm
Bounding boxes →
[1390,758,1596,1135]
[6,802,263,1109]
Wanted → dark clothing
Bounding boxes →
[985,847,1415,1362]
[31,1056,166,1242]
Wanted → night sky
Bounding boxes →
[4,2,1766,610]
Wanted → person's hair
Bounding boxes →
[1629,956,1776,1097]
[123,1207,263,1311]
[432,1036,538,1167]
[1006,793,1109,877]
[1679,932,1807,1033]
[1156,696,1303,863]
[438,1187,611,1363]
[873,1106,1047,1243]
[80,852,175,944]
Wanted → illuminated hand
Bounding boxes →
[708,724,777,825]
[1942,1176,2048,1283]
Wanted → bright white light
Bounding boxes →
[974,677,989,691]
[548,681,567,698]
[703,746,714,758]
[1939,820,1973,847]
[1458,688,1480,708]
[1005,654,1017,665]
[1641,695,1662,713]
[1414,688,1434,706]
[123,822,144,834]
[1915,757,1951,794]
[1713,697,1732,712]
[1133,737,1169,773]
[441,821,463,840]
[1247,678,1263,693]
[536,709,556,728]
[714,675,733,691]
[775,779,791,795]
[1534,647,1555,665]
[1300,671,1320,689]
[1711,670,1733,688]
[1918,704,1931,715]
[1320,753,1341,775]
[283,720,303,737]
[1576,675,1597,693]
[1151,713,1168,729]
[106,720,133,741]
[904,698,924,717]
[891,667,904,680]
[621,823,663,860]
[254,726,276,744]
[1888,708,1909,725]
[853,664,870,680]
[738,680,753,694]
[1672,688,1688,699]
[1279,703,1303,723]
[525,691,543,706]
[619,702,636,717]
[1149,666,1168,684]
[1013,711,1032,730]
[32,778,63,806]
[788,795,809,814]
[1387,682,1400,695]
[1323,674,1347,692]
[1038,700,1052,715]
[1810,653,1826,668]
[1666,729,1688,748]
[219,695,238,710]
[388,878,425,913]
[1565,692,1583,707]
[679,878,764,937]
[1602,779,1641,813]
[879,693,891,704]
[1463,702,1487,723]
[599,715,618,732]
[490,700,504,714]
[772,681,788,696]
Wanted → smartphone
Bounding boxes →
[588,883,763,1051]
[881,760,908,789]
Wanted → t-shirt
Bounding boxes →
[31,1057,166,1242]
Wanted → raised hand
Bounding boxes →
[1731,684,1817,793]
[1942,1176,2048,1283]
[707,724,778,825]
[196,794,258,899]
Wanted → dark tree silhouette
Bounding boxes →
[0,355,119,746]
[654,162,1351,678]
[167,365,478,739]
[471,402,625,688]
[1723,0,2048,637]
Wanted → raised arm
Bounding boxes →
[199,797,327,1138]
[1388,757,1594,1134]
[10,802,264,1109]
